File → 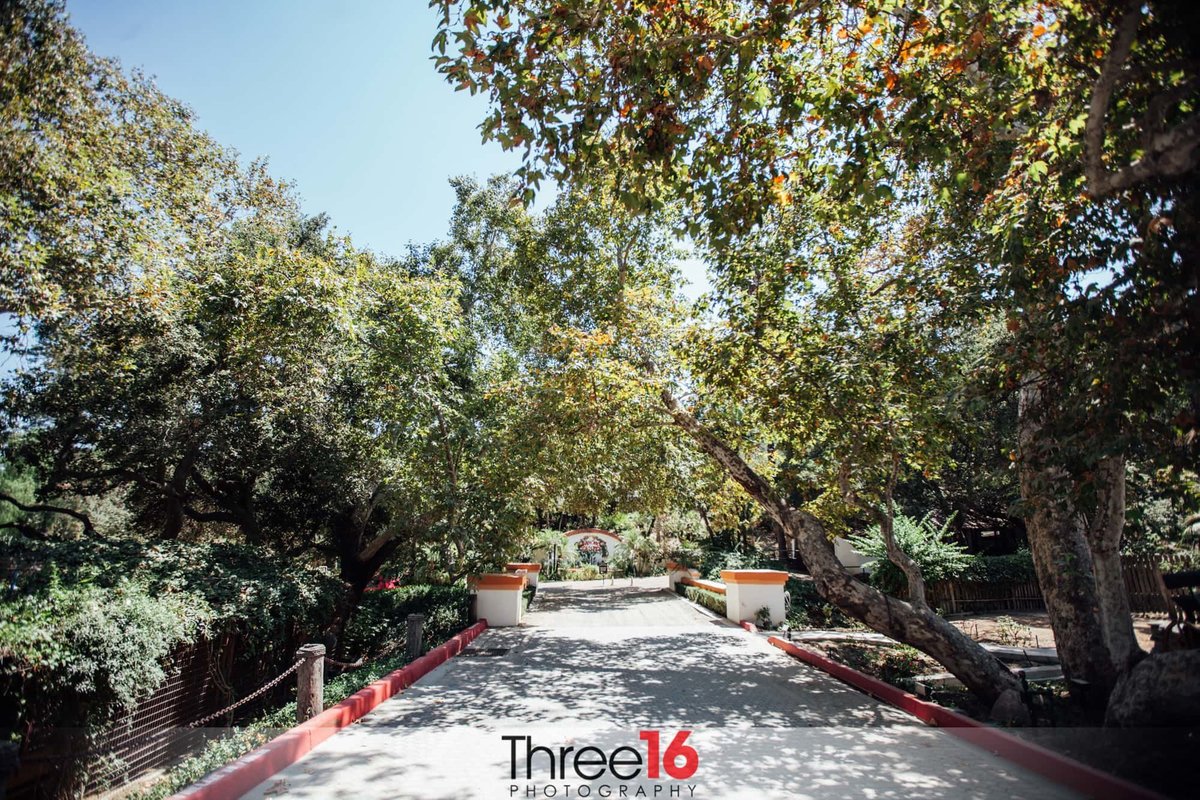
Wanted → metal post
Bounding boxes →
[406,613,425,661]
[295,643,325,721]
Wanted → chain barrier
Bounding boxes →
[21,658,304,764]
[186,658,303,728]
[21,635,413,769]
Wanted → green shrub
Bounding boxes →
[823,643,933,688]
[340,585,470,659]
[3,535,344,653]
[0,571,207,738]
[699,547,780,581]
[784,577,853,629]
[959,549,1037,583]
[990,615,1034,647]
[848,513,970,596]
[528,528,576,580]
[564,564,601,581]
[665,543,703,570]
[1,535,343,746]
[609,525,661,576]
[675,582,727,616]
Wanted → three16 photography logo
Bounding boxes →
[503,730,699,797]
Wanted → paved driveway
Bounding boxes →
[240,579,1077,799]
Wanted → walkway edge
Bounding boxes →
[764,633,1164,800]
[169,620,489,800]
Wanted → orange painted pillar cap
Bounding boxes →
[719,569,788,585]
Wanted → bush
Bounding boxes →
[610,530,661,577]
[0,572,207,739]
[665,543,703,570]
[699,547,783,581]
[528,528,576,580]
[340,585,470,659]
[3,535,344,652]
[784,577,853,629]
[848,513,970,596]
[822,643,934,688]
[563,564,601,581]
[674,582,727,616]
[960,549,1037,583]
[1,535,344,745]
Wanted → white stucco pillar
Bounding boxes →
[665,561,699,591]
[720,569,789,626]
[505,562,541,587]
[471,573,526,627]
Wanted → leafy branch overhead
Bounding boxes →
[432,0,1199,720]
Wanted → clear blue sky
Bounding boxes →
[2,2,708,379]
[67,0,527,255]
[66,0,707,297]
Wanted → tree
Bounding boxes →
[2,1,562,614]
[664,215,1028,709]
[432,0,1198,718]
[3,193,474,606]
[894,321,1027,552]
[1,0,249,336]
[432,174,709,522]
[469,177,1029,708]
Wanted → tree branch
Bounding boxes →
[0,492,103,538]
[659,389,787,520]
[1084,2,1199,196]
[839,457,929,609]
[1085,2,1142,195]
[181,505,242,525]
[880,452,928,609]
[661,389,1024,708]
[358,511,437,563]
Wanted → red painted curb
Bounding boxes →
[170,621,488,800]
[767,635,1164,800]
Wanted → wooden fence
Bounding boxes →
[7,632,298,800]
[926,556,1175,615]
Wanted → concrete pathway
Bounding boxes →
[240,578,1078,799]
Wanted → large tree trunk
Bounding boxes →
[1105,649,1200,727]
[1087,454,1144,673]
[772,517,788,562]
[1018,378,1116,717]
[887,523,927,605]
[328,509,404,655]
[661,391,1025,714]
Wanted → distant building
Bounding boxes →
[564,528,623,566]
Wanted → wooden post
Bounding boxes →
[406,613,425,661]
[295,643,325,722]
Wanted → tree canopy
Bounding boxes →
[432,0,1199,717]
[2,0,1197,732]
